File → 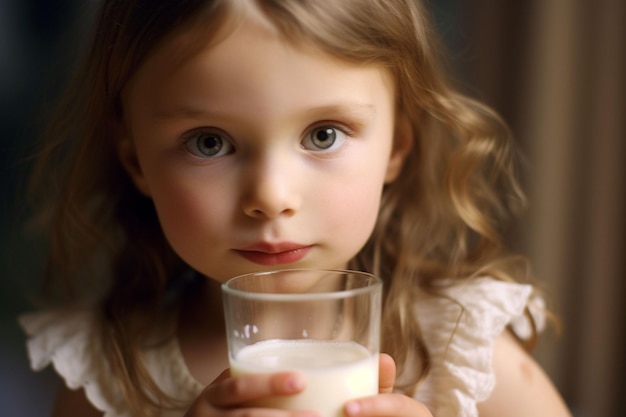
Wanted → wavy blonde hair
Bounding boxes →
[30,0,537,414]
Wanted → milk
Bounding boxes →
[230,339,379,417]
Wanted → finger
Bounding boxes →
[187,405,316,417]
[204,372,307,407]
[212,368,231,383]
[183,369,232,417]
[378,353,396,394]
[185,402,316,417]
[344,393,433,417]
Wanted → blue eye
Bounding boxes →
[183,130,234,158]
[302,126,347,151]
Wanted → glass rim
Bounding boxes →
[221,268,382,301]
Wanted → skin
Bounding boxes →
[51,5,572,417]
[51,332,572,417]
[476,332,572,417]
[123,7,425,417]
[119,11,410,283]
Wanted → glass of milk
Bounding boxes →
[222,269,382,417]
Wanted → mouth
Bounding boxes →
[233,242,313,266]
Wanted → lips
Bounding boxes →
[234,242,312,266]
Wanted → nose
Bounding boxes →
[241,154,301,220]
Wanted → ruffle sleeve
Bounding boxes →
[18,309,128,417]
[412,278,544,417]
[19,308,205,417]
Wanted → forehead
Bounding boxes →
[122,6,395,123]
[123,1,291,88]
[123,0,395,93]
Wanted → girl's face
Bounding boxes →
[120,12,410,283]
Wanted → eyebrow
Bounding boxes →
[307,103,377,120]
[151,102,376,121]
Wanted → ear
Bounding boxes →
[117,133,152,197]
[385,112,414,183]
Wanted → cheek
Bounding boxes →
[320,142,393,241]
[320,173,384,248]
[155,191,203,233]
[148,180,228,258]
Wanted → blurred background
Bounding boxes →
[1,0,624,416]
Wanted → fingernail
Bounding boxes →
[345,401,361,416]
[285,374,306,391]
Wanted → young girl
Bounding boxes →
[20,1,572,416]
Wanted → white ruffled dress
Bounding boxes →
[19,278,544,417]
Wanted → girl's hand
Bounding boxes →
[184,370,314,417]
[185,355,432,417]
[343,354,433,417]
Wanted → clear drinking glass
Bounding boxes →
[222,269,383,417]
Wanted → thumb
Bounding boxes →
[378,353,396,394]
